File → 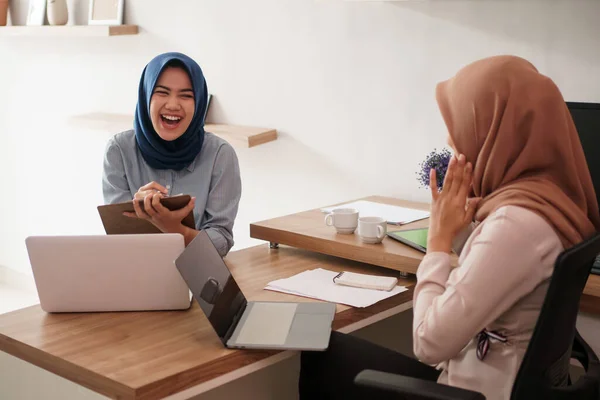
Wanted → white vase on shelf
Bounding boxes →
[47,0,68,26]
[66,0,76,25]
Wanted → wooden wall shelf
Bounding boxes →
[206,124,278,148]
[70,113,278,148]
[0,25,139,37]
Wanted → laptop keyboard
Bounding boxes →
[235,302,297,346]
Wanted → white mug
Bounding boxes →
[324,208,359,234]
[358,216,387,244]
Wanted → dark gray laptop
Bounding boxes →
[175,231,336,351]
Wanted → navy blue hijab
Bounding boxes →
[134,52,209,170]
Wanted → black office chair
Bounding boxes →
[355,233,600,400]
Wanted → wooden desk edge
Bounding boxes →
[250,196,600,302]
[251,222,600,308]
[249,224,421,274]
[580,294,600,315]
[0,334,134,399]
[136,349,278,400]
[135,287,414,399]
[0,289,414,400]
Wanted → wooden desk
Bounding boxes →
[250,195,600,306]
[250,195,457,275]
[581,275,600,314]
[0,245,414,400]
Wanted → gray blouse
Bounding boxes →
[102,130,242,256]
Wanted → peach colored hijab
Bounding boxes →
[436,55,600,248]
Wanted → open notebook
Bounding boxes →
[265,268,408,308]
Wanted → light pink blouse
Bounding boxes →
[413,206,563,400]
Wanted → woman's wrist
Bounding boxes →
[427,235,453,254]
[175,225,199,246]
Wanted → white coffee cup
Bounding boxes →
[358,216,387,244]
[324,208,359,234]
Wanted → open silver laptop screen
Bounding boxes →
[174,231,246,341]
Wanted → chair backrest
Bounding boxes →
[511,233,600,399]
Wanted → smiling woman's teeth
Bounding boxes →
[162,115,181,121]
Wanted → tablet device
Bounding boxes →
[387,228,428,253]
[97,194,196,235]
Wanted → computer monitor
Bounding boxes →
[567,102,600,206]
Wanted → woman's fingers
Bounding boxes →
[132,196,148,219]
[172,197,196,220]
[143,193,157,217]
[134,190,159,200]
[463,197,482,225]
[151,192,168,213]
[458,162,473,200]
[134,190,150,200]
[126,193,168,220]
[450,154,466,195]
[139,181,168,195]
[442,154,472,198]
[430,169,439,200]
[441,155,457,194]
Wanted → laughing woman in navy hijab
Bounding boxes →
[102,52,241,255]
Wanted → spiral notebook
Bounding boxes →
[265,268,408,308]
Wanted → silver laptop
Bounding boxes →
[175,231,336,351]
[25,234,191,313]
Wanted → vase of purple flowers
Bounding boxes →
[416,148,452,190]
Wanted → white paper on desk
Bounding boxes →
[264,268,408,308]
[321,200,429,225]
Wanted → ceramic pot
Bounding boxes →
[47,0,68,26]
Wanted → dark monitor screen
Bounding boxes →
[567,102,600,205]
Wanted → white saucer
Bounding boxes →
[360,236,384,244]
[335,227,356,234]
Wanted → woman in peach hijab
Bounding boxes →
[299,55,600,400]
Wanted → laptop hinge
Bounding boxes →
[223,299,248,344]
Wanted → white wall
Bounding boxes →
[1,0,599,276]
